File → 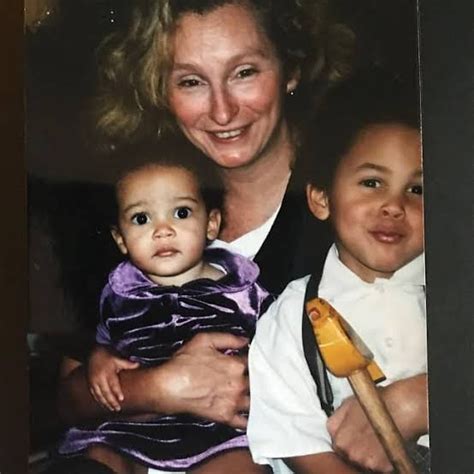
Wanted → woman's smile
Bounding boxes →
[168,3,291,169]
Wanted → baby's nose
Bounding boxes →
[153,222,174,238]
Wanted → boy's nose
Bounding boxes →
[209,86,238,126]
[381,196,405,219]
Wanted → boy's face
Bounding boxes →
[307,124,423,282]
[112,164,220,286]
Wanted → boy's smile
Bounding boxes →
[308,123,423,282]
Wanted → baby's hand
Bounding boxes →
[87,345,139,412]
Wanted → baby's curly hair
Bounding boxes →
[104,137,225,226]
[94,0,354,147]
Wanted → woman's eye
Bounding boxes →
[408,184,423,195]
[131,213,150,225]
[360,179,381,188]
[174,207,191,219]
[177,77,202,88]
[236,67,257,79]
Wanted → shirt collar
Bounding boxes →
[319,244,425,300]
[108,247,260,298]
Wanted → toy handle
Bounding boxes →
[348,369,417,474]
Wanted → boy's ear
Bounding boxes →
[206,209,222,241]
[110,227,128,255]
[306,184,331,221]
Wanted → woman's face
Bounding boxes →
[168,3,295,169]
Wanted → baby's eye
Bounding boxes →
[174,207,192,219]
[131,212,150,225]
[360,179,381,188]
[408,184,423,195]
[236,67,257,79]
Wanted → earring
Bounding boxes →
[288,89,295,96]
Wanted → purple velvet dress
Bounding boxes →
[58,248,272,470]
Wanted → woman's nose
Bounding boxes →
[153,222,174,238]
[209,86,238,125]
[381,195,405,219]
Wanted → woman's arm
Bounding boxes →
[285,452,360,474]
[58,332,251,427]
[327,374,428,473]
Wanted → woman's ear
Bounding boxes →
[306,184,330,221]
[206,209,222,241]
[111,227,128,255]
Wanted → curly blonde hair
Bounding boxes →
[94,0,354,146]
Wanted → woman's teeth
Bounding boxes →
[214,129,243,139]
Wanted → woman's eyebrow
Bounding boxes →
[172,50,270,71]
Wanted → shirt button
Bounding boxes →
[385,337,394,347]
[375,284,385,293]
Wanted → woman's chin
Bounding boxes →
[207,150,256,170]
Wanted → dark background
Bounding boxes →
[1,0,472,472]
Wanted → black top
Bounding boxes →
[254,161,333,296]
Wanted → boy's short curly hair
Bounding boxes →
[303,68,420,191]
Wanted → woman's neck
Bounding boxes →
[219,124,295,242]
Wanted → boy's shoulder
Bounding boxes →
[258,275,311,329]
[279,274,312,298]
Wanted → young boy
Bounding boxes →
[247,74,428,473]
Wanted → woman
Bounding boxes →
[55,1,428,473]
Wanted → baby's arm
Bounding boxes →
[87,345,139,412]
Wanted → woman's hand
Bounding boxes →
[156,332,251,429]
[58,332,250,429]
[326,374,428,473]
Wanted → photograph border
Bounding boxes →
[1,1,472,472]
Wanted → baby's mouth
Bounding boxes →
[154,248,178,258]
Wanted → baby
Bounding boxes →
[58,139,272,474]
[248,73,429,473]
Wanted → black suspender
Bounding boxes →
[302,272,334,417]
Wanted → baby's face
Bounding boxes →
[112,164,220,286]
[321,123,423,282]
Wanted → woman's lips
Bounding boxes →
[208,126,247,142]
[370,231,404,244]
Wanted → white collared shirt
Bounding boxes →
[247,245,428,473]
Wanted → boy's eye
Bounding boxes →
[131,212,150,225]
[360,179,381,188]
[174,207,191,219]
[408,184,423,195]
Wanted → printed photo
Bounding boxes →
[26,1,430,473]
